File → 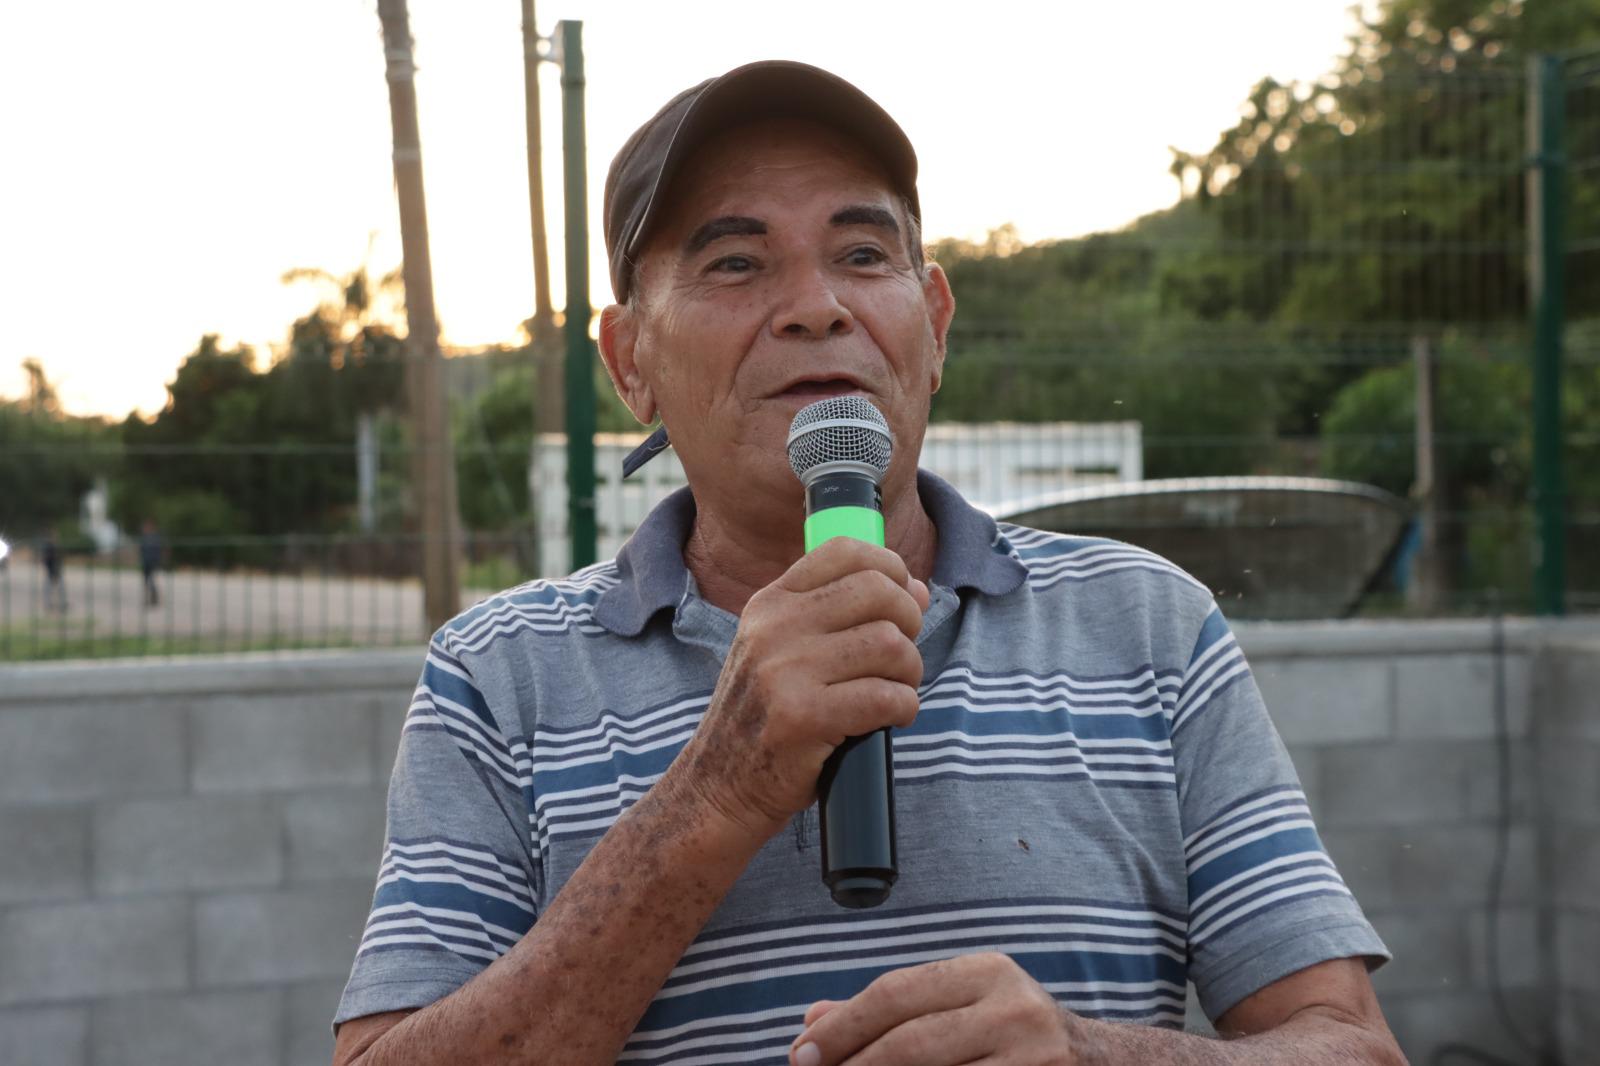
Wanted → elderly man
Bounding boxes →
[332,62,1399,1066]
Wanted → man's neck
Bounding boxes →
[682,476,938,616]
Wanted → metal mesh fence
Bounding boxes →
[2,48,1595,659]
[1566,51,1600,610]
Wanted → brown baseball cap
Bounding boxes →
[602,60,921,304]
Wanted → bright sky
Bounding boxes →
[0,0,1369,420]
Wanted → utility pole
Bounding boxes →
[520,0,562,436]
[1408,334,1441,613]
[377,0,460,631]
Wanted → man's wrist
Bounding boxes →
[1064,1013,1231,1066]
[651,754,778,868]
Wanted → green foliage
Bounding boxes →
[453,349,647,535]
[456,362,536,532]
[1320,341,1530,495]
[926,0,1598,610]
[0,365,116,539]
[115,283,407,567]
[144,488,249,569]
[1164,0,1600,327]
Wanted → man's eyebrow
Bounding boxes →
[685,216,766,253]
[829,205,900,234]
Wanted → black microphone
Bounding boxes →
[786,396,899,909]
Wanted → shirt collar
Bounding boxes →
[593,469,1027,637]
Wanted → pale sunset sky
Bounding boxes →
[0,1,1371,420]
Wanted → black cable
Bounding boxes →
[1428,605,1564,1066]
[1483,608,1546,1062]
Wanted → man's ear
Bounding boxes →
[598,303,657,425]
[922,262,955,395]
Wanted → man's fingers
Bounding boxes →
[780,537,911,596]
[803,1000,838,1027]
[819,677,921,735]
[798,568,924,642]
[908,576,930,613]
[802,1006,991,1066]
[789,959,981,1066]
[817,621,925,688]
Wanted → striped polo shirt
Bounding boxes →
[335,471,1387,1062]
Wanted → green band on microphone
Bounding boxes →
[804,506,885,552]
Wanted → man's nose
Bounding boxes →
[772,268,855,339]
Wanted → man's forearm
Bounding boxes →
[1076,1007,1406,1065]
[354,765,762,1066]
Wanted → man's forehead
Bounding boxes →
[658,118,898,229]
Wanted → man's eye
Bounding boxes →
[708,255,755,274]
[845,245,888,266]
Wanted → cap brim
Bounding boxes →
[618,61,920,287]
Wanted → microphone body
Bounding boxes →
[788,397,900,909]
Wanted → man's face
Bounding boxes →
[600,118,954,507]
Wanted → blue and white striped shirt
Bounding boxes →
[336,471,1387,1061]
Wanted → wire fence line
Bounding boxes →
[2,48,1596,658]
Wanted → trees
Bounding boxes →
[0,361,113,541]
[929,0,1597,606]
[115,266,407,567]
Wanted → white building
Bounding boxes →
[531,421,1142,577]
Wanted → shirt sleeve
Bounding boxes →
[334,634,538,1027]
[1172,604,1389,1022]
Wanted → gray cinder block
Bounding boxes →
[1394,653,1532,741]
[1535,647,1600,741]
[0,1006,88,1066]
[0,898,187,1004]
[1539,740,1600,823]
[1384,988,1546,1066]
[0,703,185,804]
[1466,907,1541,990]
[1253,659,1392,744]
[1181,982,1217,1036]
[0,805,89,904]
[283,790,387,883]
[1319,741,1512,828]
[1561,987,1599,1066]
[91,989,282,1066]
[195,887,374,986]
[1389,824,1538,907]
[1366,908,1472,995]
[287,980,348,1066]
[1555,910,1600,994]
[191,696,376,793]
[94,795,284,894]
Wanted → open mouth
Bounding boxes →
[779,378,863,399]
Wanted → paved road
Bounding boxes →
[1,552,500,656]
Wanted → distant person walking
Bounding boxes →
[139,520,164,608]
[40,533,66,612]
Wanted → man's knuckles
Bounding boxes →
[831,678,919,733]
[853,617,910,656]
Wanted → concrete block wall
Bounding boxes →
[0,651,418,1066]
[1243,619,1580,1065]
[1536,636,1600,1064]
[1,622,1596,1065]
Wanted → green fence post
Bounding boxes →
[559,20,597,572]
[1528,54,1567,616]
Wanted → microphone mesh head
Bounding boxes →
[786,396,893,484]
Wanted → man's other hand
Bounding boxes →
[673,537,930,844]
[788,953,1078,1066]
